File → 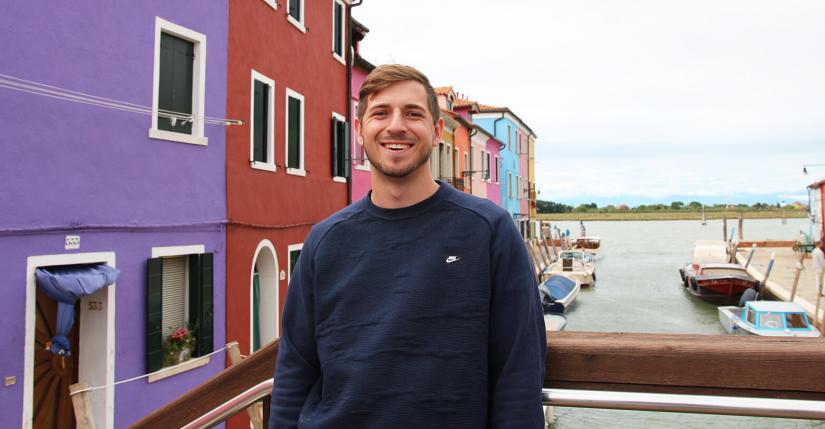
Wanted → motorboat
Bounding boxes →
[544,313,568,331]
[678,240,730,286]
[718,300,820,337]
[685,263,760,305]
[573,236,601,258]
[547,250,596,286]
[538,275,580,309]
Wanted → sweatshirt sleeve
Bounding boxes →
[488,217,547,428]
[268,241,320,428]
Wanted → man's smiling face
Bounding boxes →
[356,80,443,179]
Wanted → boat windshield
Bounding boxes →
[785,313,809,329]
[759,312,784,329]
[560,252,584,260]
[746,308,756,325]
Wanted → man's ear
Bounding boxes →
[354,117,364,145]
[432,117,444,147]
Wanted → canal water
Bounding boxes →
[546,218,824,428]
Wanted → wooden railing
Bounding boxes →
[128,333,825,428]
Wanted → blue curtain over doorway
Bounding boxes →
[35,264,119,356]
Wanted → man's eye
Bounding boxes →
[371,110,387,117]
[407,111,423,117]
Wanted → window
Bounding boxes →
[485,151,491,181]
[331,112,348,180]
[250,70,275,171]
[150,18,207,146]
[285,89,305,175]
[507,125,511,150]
[288,244,303,285]
[494,155,499,183]
[463,152,469,177]
[508,172,513,198]
[146,246,213,372]
[332,0,345,64]
[287,0,306,32]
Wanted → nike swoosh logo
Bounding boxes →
[446,256,460,263]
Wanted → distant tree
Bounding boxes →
[670,201,685,210]
[688,201,703,210]
[574,203,592,213]
[536,200,573,214]
[776,202,781,208]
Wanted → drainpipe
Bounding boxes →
[346,0,363,205]
[468,127,477,194]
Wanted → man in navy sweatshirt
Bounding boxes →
[269,64,546,428]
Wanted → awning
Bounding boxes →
[35,264,119,356]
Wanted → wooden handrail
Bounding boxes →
[129,333,825,428]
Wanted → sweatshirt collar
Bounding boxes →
[364,180,451,220]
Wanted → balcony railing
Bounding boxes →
[129,333,825,428]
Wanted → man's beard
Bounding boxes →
[365,144,432,178]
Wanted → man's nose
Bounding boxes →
[386,110,407,133]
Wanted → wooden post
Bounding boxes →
[789,253,805,302]
[722,216,728,242]
[744,244,757,269]
[815,276,824,334]
[69,382,96,429]
[738,213,744,240]
[760,252,776,296]
[226,342,263,429]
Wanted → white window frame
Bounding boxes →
[494,155,500,183]
[285,88,306,176]
[353,101,370,171]
[262,0,277,10]
[508,172,513,198]
[146,244,210,381]
[331,0,346,65]
[486,151,492,182]
[250,70,276,172]
[149,17,208,146]
[287,243,304,286]
[287,0,307,33]
[332,111,347,183]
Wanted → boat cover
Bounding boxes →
[35,264,119,356]
[544,275,577,301]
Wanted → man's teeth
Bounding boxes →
[385,143,410,150]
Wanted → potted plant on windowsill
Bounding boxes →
[162,326,196,367]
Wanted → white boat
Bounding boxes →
[718,301,820,337]
[538,275,581,309]
[544,313,568,331]
[548,250,596,286]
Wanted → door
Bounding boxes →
[33,287,79,429]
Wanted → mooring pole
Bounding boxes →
[738,213,744,240]
[760,252,776,296]
[744,244,757,269]
[722,216,728,242]
[789,252,805,302]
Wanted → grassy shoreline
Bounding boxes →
[537,211,807,221]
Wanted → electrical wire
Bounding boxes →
[0,72,243,126]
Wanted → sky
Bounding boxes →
[353,0,825,207]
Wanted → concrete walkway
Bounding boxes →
[735,247,823,326]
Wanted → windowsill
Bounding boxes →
[333,53,345,65]
[149,129,208,146]
[262,0,277,10]
[287,15,306,33]
[287,168,306,177]
[353,164,370,172]
[147,355,210,383]
[251,161,276,172]
[332,176,347,183]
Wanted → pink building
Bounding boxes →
[350,19,374,202]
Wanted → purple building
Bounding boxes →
[0,2,227,427]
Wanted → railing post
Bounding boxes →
[790,253,805,302]
[226,342,263,429]
[69,382,96,429]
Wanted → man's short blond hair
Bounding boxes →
[357,64,440,125]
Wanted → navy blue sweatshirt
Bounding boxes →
[269,182,546,428]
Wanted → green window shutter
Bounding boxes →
[252,268,261,352]
[289,0,301,21]
[332,117,348,177]
[331,117,339,177]
[253,80,268,163]
[158,33,194,135]
[189,253,214,357]
[288,97,301,169]
[339,119,350,177]
[333,2,343,56]
[146,258,164,373]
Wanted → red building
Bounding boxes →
[225,3,350,426]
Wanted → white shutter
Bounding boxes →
[162,256,187,336]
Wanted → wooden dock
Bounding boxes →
[735,246,821,323]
